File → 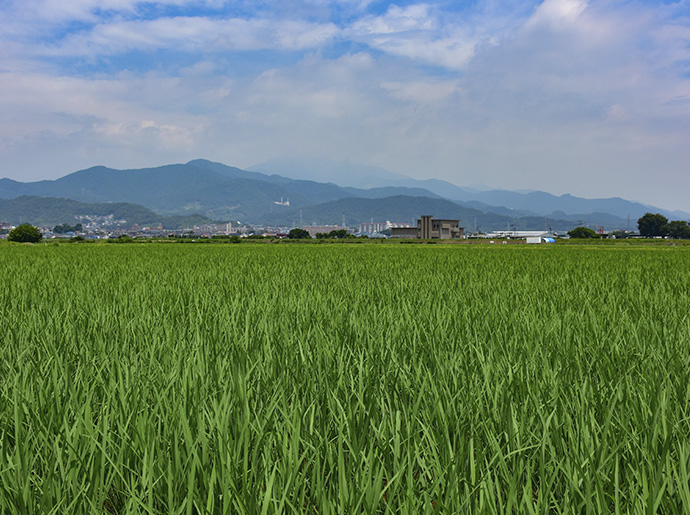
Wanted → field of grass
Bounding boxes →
[1,243,689,513]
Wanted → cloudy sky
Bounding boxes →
[1,0,689,210]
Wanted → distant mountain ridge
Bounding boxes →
[250,157,689,221]
[0,160,439,222]
[0,160,448,224]
[1,159,686,230]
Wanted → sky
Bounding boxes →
[1,0,689,211]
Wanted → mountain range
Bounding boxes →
[250,158,690,221]
[1,158,687,230]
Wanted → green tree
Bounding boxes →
[53,222,82,234]
[637,213,668,237]
[568,226,598,239]
[8,224,42,243]
[668,220,690,239]
[287,228,311,239]
[327,229,349,239]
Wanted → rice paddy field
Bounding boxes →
[1,242,690,514]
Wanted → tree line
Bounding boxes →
[568,213,690,239]
[637,213,690,238]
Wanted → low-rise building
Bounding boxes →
[390,215,464,239]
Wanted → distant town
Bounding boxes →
[1,215,642,241]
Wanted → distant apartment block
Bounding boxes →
[390,215,464,239]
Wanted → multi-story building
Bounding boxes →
[390,215,464,239]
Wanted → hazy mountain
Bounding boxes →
[248,157,412,189]
[250,158,689,221]
[342,186,442,199]
[249,158,476,201]
[449,190,681,220]
[0,196,213,228]
[1,158,684,230]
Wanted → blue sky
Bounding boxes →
[1,0,689,211]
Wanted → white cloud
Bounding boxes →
[352,4,436,34]
[0,70,221,146]
[244,52,378,121]
[43,16,339,56]
[524,0,588,30]
[348,4,478,69]
[93,119,199,149]
[2,0,220,24]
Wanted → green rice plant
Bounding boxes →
[0,243,689,513]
